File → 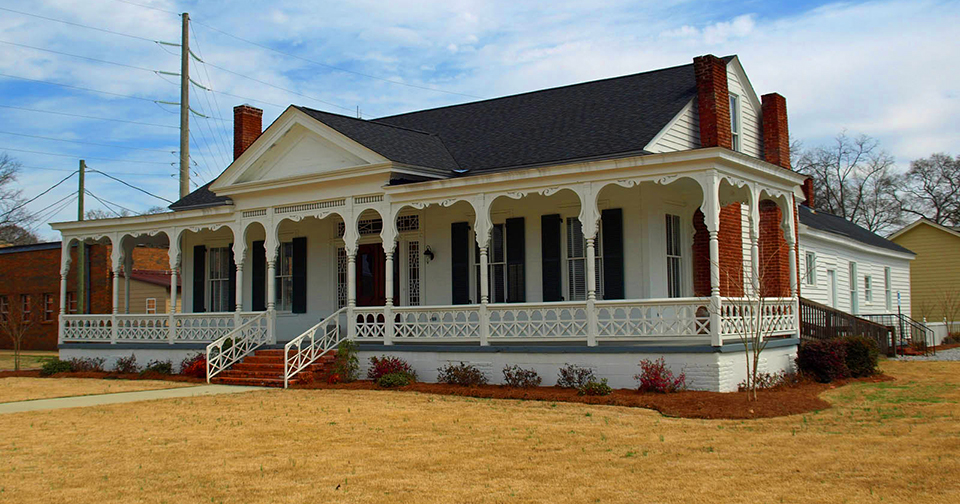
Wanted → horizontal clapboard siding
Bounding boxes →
[647,99,700,153]
[727,67,763,159]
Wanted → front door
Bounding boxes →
[356,243,386,306]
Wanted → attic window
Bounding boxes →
[729,94,741,152]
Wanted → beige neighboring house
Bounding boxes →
[117,270,182,314]
[890,219,960,338]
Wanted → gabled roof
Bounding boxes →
[121,269,180,288]
[170,56,733,210]
[888,217,960,241]
[168,180,231,211]
[798,205,914,255]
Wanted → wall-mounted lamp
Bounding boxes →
[423,246,435,263]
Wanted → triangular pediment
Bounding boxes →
[210,107,391,192]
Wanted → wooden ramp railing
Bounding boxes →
[799,297,895,356]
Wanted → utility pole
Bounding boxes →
[77,159,86,314]
[179,12,190,199]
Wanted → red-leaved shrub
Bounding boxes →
[367,356,415,381]
[180,352,207,379]
[796,339,849,383]
[635,357,686,393]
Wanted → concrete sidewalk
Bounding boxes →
[0,384,262,414]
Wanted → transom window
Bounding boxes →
[276,241,294,312]
[805,252,817,286]
[566,217,603,301]
[729,94,741,152]
[208,247,231,312]
[666,214,683,298]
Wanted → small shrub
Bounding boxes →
[557,364,596,389]
[437,362,488,387]
[40,359,73,376]
[331,340,360,382]
[142,359,173,375]
[68,357,105,372]
[377,371,415,388]
[844,336,880,377]
[635,357,686,393]
[796,339,848,383]
[180,352,207,379]
[114,354,140,374]
[367,356,416,382]
[578,378,612,396]
[737,370,802,392]
[502,365,542,388]
[942,333,960,345]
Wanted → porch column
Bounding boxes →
[346,251,357,339]
[384,246,394,346]
[749,187,761,296]
[110,244,121,344]
[783,199,799,333]
[479,246,489,345]
[235,265,244,313]
[58,241,70,344]
[123,253,132,314]
[168,238,179,344]
[474,196,492,346]
[233,239,246,315]
[579,184,599,347]
[701,172,723,346]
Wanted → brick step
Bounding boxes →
[211,376,293,388]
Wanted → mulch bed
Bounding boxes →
[289,374,893,420]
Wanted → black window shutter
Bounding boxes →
[228,244,237,312]
[451,222,470,304]
[292,237,308,313]
[506,217,526,303]
[192,245,206,313]
[602,208,624,300]
[541,214,562,302]
[251,240,266,311]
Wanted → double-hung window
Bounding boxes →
[666,214,683,298]
[884,267,893,311]
[208,247,231,312]
[146,298,157,314]
[566,217,603,301]
[276,241,294,312]
[66,292,77,314]
[729,94,741,152]
[805,252,817,286]
[864,276,873,303]
[475,224,507,303]
[0,295,8,322]
[849,262,859,314]
[43,294,54,322]
[20,294,31,322]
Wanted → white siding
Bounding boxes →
[726,64,763,159]
[799,230,912,317]
[646,99,700,153]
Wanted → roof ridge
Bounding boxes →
[375,57,733,121]
[295,106,440,137]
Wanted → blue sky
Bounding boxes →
[1,0,957,240]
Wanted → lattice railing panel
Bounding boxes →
[596,299,710,339]
[176,313,237,342]
[394,307,481,339]
[721,298,797,338]
[115,315,169,342]
[354,309,386,339]
[488,303,587,339]
[62,315,112,342]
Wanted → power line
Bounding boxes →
[0,146,173,165]
[190,24,235,164]
[0,72,159,102]
[0,40,171,74]
[21,164,160,176]
[201,60,358,114]
[188,129,219,182]
[0,104,178,129]
[30,193,78,233]
[88,168,174,203]
[191,18,483,99]
[1,170,77,220]
[0,6,164,44]
[85,189,137,217]
[112,0,181,16]
[0,130,175,153]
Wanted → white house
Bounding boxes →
[51,54,807,392]
[797,203,914,317]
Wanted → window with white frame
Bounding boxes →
[864,275,873,303]
[805,252,817,286]
[276,241,294,312]
[43,293,54,322]
[146,298,157,314]
[0,295,8,322]
[884,267,892,311]
[729,94,741,152]
[666,214,683,298]
[849,262,859,314]
[208,247,231,312]
[566,217,603,301]
[475,224,508,303]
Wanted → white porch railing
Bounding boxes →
[720,297,799,340]
[488,302,588,341]
[596,298,711,340]
[283,307,346,388]
[206,311,272,382]
[393,305,482,340]
[61,311,272,344]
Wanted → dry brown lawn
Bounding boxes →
[1,360,959,503]
[0,377,196,403]
[0,350,57,371]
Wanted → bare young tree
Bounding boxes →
[0,153,38,244]
[936,287,960,337]
[0,294,42,371]
[899,153,960,227]
[793,132,903,234]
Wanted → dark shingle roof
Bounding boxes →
[798,205,914,255]
[169,58,730,210]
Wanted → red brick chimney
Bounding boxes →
[801,177,815,208]
[761,93,790,169]
[694,54,732,150]
[234,104,263,160]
